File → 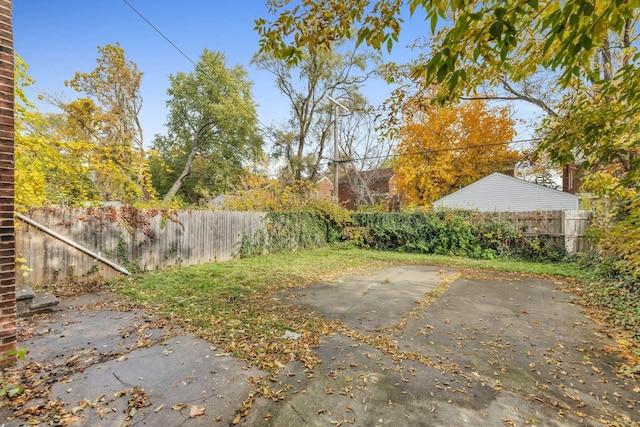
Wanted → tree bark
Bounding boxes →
[462,77,558,117]
[163,122,214,202]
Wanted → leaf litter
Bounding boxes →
[4,253,639,425]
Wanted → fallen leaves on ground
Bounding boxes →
[189,404,206,418]
[2,308,172,426]
[8,254,639,426]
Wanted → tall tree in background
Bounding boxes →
[253,47,377,182]
[62,43,152,202]
[15,57,99,207]
[257,1,640,275]
[393,97,518,206]
[256,1,639,190]
[150,49,262,204]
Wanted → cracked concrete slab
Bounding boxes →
[48,334,261,426]
[3,266,638,426]
[253,267,639,426]
[3,297,264,427]
[278,265,458,334]
[395,273,639,424]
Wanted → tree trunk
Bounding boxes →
[162,147,198,202]
[163,122,213,202]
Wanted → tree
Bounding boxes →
[257,1,640,275]
[256,1,639,189]
[150,49,263,204]
[253,47,377,182]
[334,94,394,209]
[63,43,153,202]
[256,1,636,89]
[393,96,518,206]
[222,177,318,211]
[15,57,99,207]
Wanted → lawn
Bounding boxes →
[111,247,586,373]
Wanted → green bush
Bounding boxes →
[339,226,370,248]
[264,211,329,253]
[353,211,480,258]
[352,210,566,262]
[303,199,352,244]
[238,207,570,263]
[234,202,356,257]
[512,236,569,262]
[573,252,640,340]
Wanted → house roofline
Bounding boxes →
[433,172,579,206]
[315,176,333,186]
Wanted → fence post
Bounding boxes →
[563,210,592,254]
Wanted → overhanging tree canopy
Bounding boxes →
[256,0,640,189]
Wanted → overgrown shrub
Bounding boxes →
[259,202,352,254]
[263,211,329,253]
[592,193,640,281]
[303,199,352,244]
[339,226,370,248]
[234,201,355,257]
[512,236,569,262]
[575,253,640,341]
[352,210,567,261]
[238,207,571,263]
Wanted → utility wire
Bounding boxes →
[122,0,539,174]
[121,0,270,131]
[328,137,540,163]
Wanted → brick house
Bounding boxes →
[314,176,334,199]
[562,162,580,194]
[338,168,400,211]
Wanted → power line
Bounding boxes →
[340,137,541,163]
[121,0,270,131]
[122,0,540,176]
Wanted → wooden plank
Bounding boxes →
[16,207,592,286]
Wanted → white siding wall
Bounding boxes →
[433,173,579,212]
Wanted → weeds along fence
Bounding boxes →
[495,210,592,254]
[16,207,592,287]
[16,207,268,287]
[351,210,592,258]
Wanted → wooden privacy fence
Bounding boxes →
[488,210,593,253]
[16,207,266,287]
[15,207,593,287]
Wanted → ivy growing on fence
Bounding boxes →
[236,200,351,257]
[349,210,568,261]
[351,211,520,259]
[238,207,569,262]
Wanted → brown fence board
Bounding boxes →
[16,208,266,287]
[16,207,591,288]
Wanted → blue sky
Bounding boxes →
[13,0,418,146]
[14,1,536,148]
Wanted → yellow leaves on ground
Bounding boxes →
[188,405,205,418]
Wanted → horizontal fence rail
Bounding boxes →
[490,210,592,254]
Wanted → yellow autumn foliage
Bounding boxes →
[15,57,101,208]
[393,97,519,207]
[223,177,317,212]
[15,56,155,208]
